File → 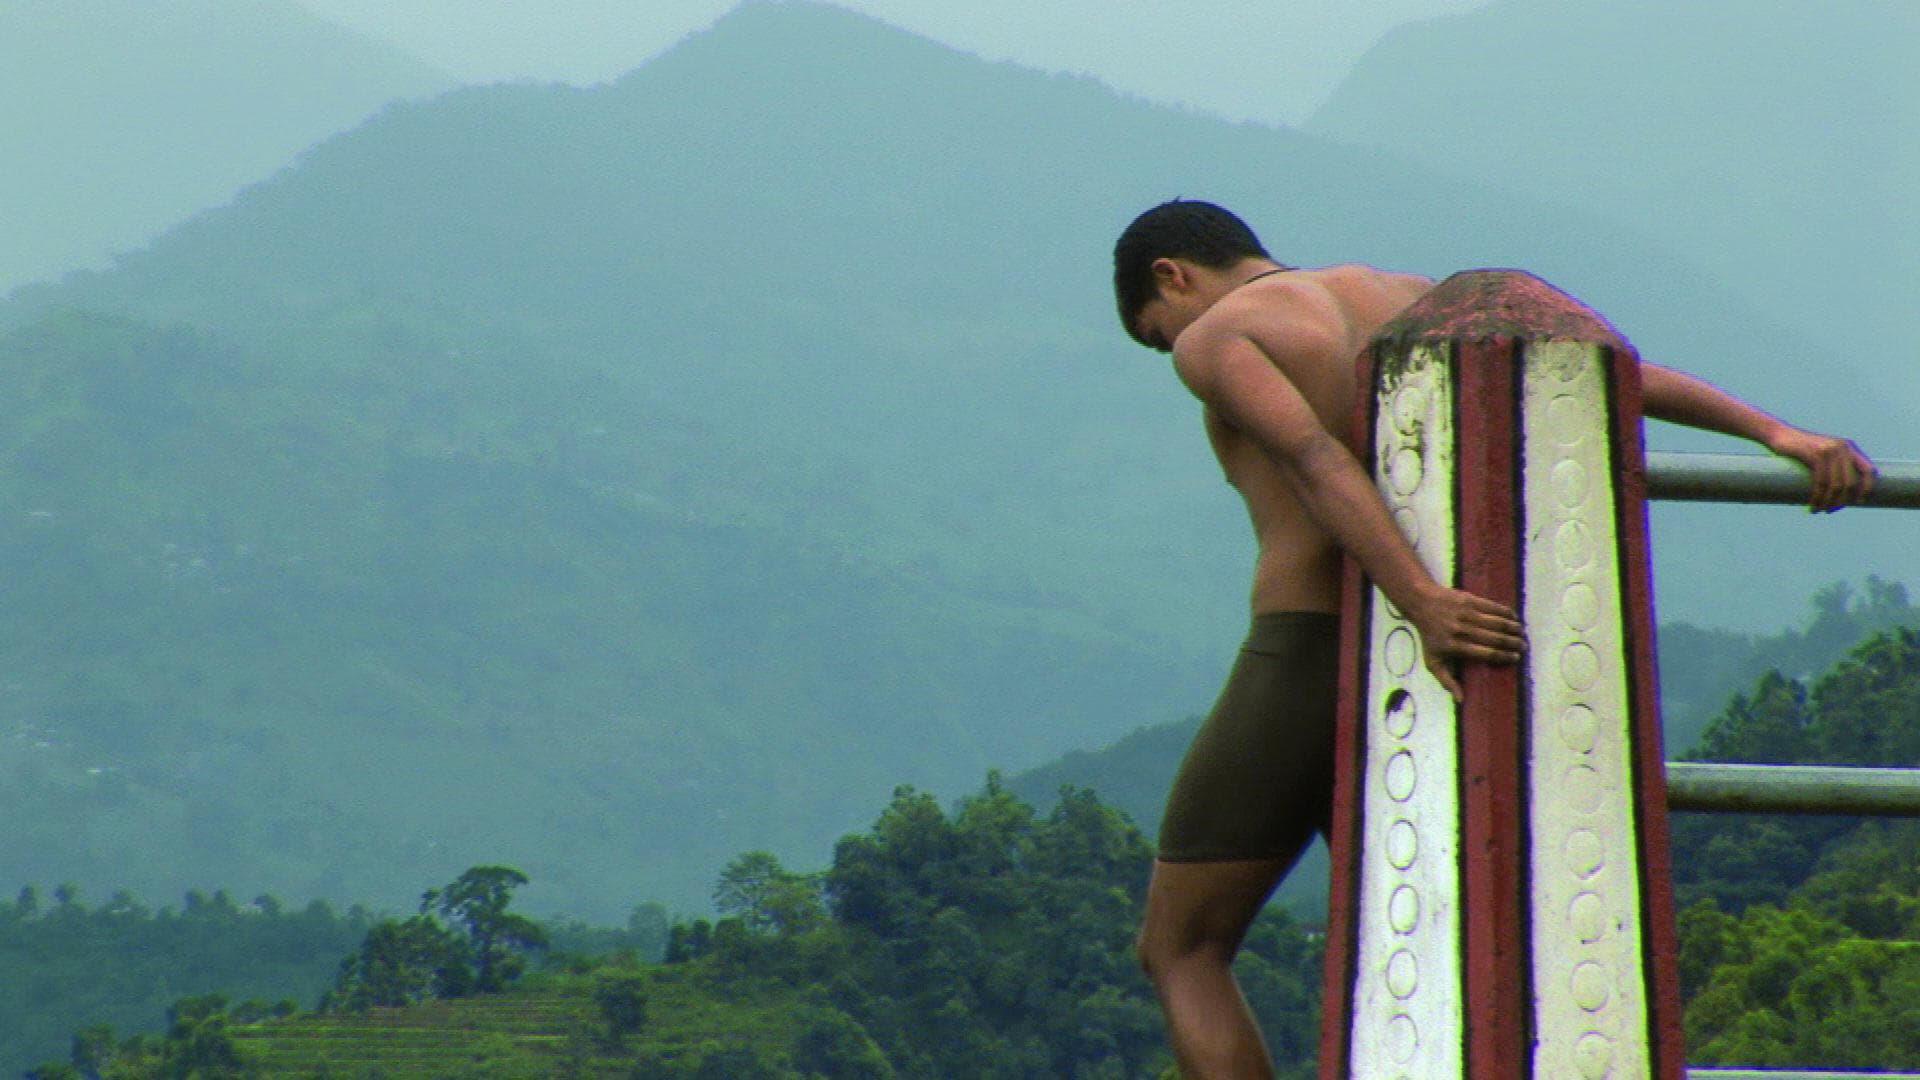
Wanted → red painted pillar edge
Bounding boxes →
[1454,339,1531,1078]
[1605,348,1689,1076]
[1318,346,1381,1080]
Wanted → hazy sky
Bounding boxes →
[296,0,1494,125]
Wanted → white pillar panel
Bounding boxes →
[1350,344,1466,1079]
[1522,341,1652,1080]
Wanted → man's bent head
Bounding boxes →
[1113,199,1271,350]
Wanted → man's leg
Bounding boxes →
[1137,855,1291,1080]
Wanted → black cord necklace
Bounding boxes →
[1236,266,1292,289]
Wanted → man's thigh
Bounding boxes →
[1157,612,1339,864]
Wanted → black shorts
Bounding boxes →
[1157,611,1340,864]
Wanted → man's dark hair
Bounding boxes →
[1113,199,1270,346]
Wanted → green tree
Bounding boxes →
[70,1023,117,1079]
[327,913,471,1009]
[792,1008,894,1079]
[665,918,713,963]
[590,970,648,1040]
[816,779,1173,1078]
[715,851,827,937]
[157,994,251,1077]
[1685,904,1920,1068]
[422,865,548,993]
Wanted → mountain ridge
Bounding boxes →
[1306,0,1919,437]
[0,0,457,296]
[0,0,1895,920]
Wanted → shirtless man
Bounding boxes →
[1113,199,1876,1079]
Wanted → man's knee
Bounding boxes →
[1138,855,1289,979]
[1136,915,1232,980]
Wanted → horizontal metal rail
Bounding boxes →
[1645,452,1920,508]
[1666,762,1920,816]
[1689,1071,1920,1079]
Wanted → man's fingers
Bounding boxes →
[1462,629,1527,657]
[1428,658,1463,702]
[1466,595,1522,623]
[1807,442,1877,512]
[1856,453,1879,503]
[1465,641,1523,663]
[1812,454,1843,511]
[1475,612,1528,639]
[1829,454,1859,509]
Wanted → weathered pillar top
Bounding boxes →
[1373,269,1632,351]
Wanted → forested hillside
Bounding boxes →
[0,890,370,1079]
[29,622,1920,1075]
[1673,626,1920,1067]
[0,873,666,1079]
[1007,576,1920,920]
[30,782,1320,1079]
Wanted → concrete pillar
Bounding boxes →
[1318,271,1686,1079]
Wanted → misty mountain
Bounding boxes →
[0,0,456,296]
[0,1,1897,919]
[1307,0,1920,441]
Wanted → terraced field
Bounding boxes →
[231,991,591,1075]
[228,969,807,1076]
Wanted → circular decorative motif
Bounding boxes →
[1392,505,1422,548]
[1384,750,1418,802]
[1553,458,1589,508]
[1559,703,1600,754]
[1550,351,1589,383]
[1386,948,1419,999]
[1571,961,1612,1012]
[1384,627,1418,678]
[1392,383,1428,436]
[1564,764,1606,814]
[1389,447,1424,497]
[1388,884,1420,934]
[1386,818,1418,870]
[1556,519,1595,571]
[1574,1031,1616,1079]
[1387,1013,1419,1064]
[1565,828,1606,878]
[1569,890,1607,944]
[1562,582,1601,630]
[1560,643,1601,692]
[1547,395,1587,445]
[1384,688,1417,739]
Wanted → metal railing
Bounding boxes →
[1688,1072,1920,1080]
[1666,762,1920,816]
[1646,452,1920,508]
[1648,453,1920,1079]
[1648,452,1920,818]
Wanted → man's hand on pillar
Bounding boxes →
[1405,585,1527,702]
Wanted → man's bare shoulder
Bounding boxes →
[1187,265,1432,359]
[1312,263,1436,305]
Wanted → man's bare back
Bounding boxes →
[1192,265,1432,614]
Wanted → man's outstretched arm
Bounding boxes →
[1173,321,1523,700]
[1642,363,1876,512]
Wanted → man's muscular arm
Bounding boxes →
[1174,319,1523,700]
[1642,364,1875,512]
